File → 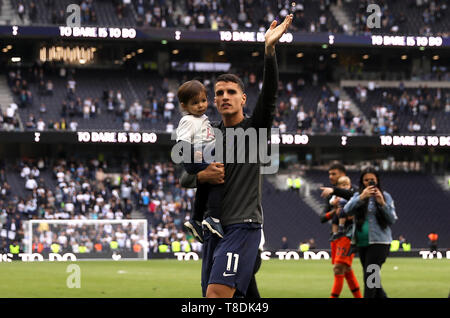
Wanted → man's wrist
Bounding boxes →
[265,45,275,56]
[197,171,205,184]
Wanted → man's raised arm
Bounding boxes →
[251,14,293,129]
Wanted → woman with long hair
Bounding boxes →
[343,167,398,298]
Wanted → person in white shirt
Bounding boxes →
[6,104,16,120]
[175,80,225,241]
[164,101,175,121]
[21,165,31,178]
[65,202,74,214]
[69,120,78,131]
[166,122,174,133]
[25,177,38,190]
[279,121,287,133]
[31,167,40,178]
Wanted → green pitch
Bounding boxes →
[0,258,448,298]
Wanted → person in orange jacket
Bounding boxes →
[428,232,438,252]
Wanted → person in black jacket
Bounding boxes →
[319,164,362,298]
[319,164,355,239]
[180,171,263,299]
[175,14,293,298]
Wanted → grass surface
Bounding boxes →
[0,258,448,298]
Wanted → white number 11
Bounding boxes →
[226,253,239,273]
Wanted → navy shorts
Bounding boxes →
[201,223,262,297]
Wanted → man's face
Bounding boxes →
[214,81,246,117]
[328,169,344,186]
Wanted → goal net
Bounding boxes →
[26,219,148,261]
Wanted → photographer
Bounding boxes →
[343,168,398,298]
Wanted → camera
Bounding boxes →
[368,180,376,186]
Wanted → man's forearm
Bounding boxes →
[251,53,278,128]
[180,171,197,188]
[333,188,354,200]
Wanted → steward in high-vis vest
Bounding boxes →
[286,177,293,190]
[294,178,301,190]
[9,242,20,261]
[9,242,20,254]
[299,242,309,252]
[110,240,119,251]
[158,244,168,253]
[50,242,61,254]
[402,243,411,251]
[390,240,400,252]
[171,240,181,253]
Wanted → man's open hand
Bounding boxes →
[265,14,293,55]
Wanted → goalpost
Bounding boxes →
[25,219,148,261]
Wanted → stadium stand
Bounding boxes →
[0,156,202,254]
[344,86,450,134]
[10,0,450,38]
[15,0,343,34]
[5,64,365,134]
[15,0,450,37]
[5,63,449,135]
[18,0,136,27]
[344,0,450,36]
[0,0,448,260]
[262,178,330,249]
[1,152,449,253]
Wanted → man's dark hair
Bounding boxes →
[215,74,245,93]
[328,163,346,174]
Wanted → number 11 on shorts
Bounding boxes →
[226,252,239,273]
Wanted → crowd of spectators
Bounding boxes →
[31,221,147,255]
[16,0,97,25]
[352,84,449,135]
[351,0,405,35]
[16,0,342,34]
[6,63,184,132]
[14,0,450,37]
[412,67,450,82]
[136,0,342,33]
[350,0,449,36]
[272,82,364,135]
[172,71,363,135]
[7,62,450,136]
[6,64,365,135]
[0,157,200,256]
[7,66,81,132]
